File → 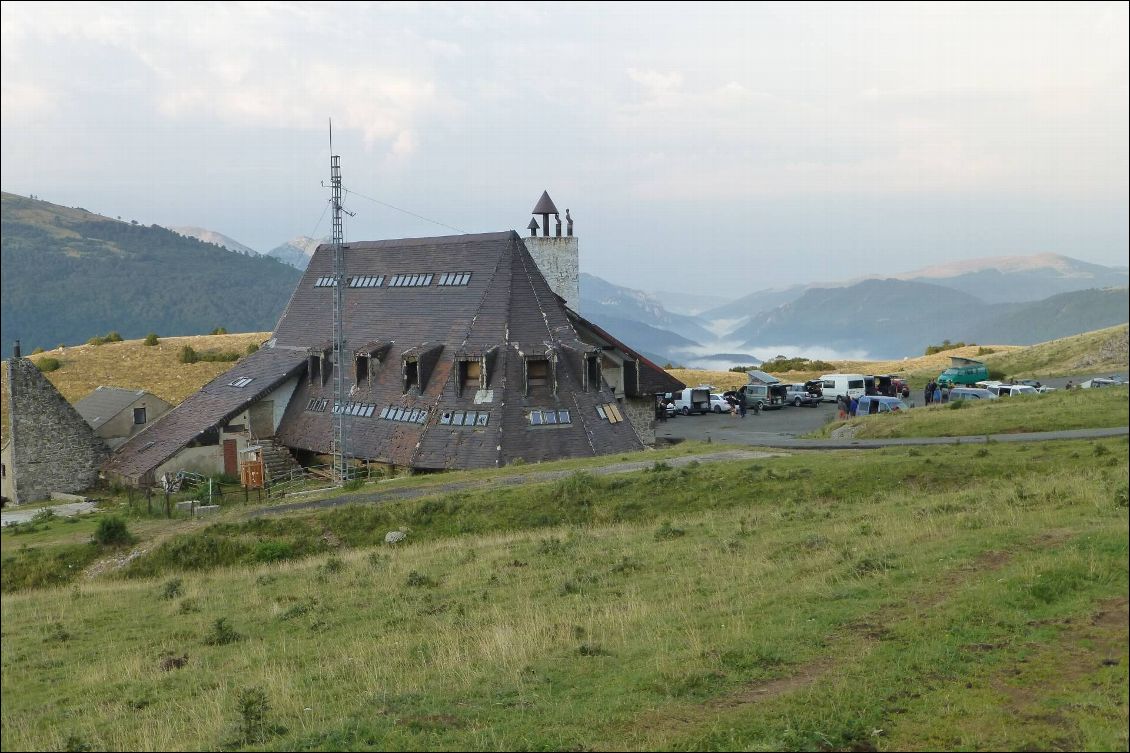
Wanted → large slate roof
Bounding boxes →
[103,346,308,482]
[74,386,150,429]
[272,231,643,468]
[565,309,685,396]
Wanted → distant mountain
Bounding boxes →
[169,226,259,256]
[267,236,324,269]
[645,289,733,317]
[580,273,714,344]
[735,277,1128,359]
[701,284,811,325]
[579,313,698,367]
[1,192,301,350]
[900,253,1129,304]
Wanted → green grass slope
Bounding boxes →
[0,192,300,350]
[2,439,1127,751]
[810,386,1129,439]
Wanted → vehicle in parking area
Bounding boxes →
[803,379,824,398]
[855,395,910,414]
[707,394,732,413]
[865,375,908,397]
[671,387,712,415]
[1080,377,1127,389]
[975,381,1039,397]
[784,384,820,407]
[722,383,787,411]
[937,356,990,387]
[948,387,998,401]
[818,373,867,403]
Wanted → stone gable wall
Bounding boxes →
[6,359,109,503]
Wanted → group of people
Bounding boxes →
[923,380,951,405]
[835,393,861,419]
[725,393,748,418]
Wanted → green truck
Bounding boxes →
[937,356,989,386]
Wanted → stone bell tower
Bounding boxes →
[523,190,579,306]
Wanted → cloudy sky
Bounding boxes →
[2,1,1127,297]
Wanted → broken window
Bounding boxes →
[586,354,601,391]
[527,358,549,394]
[133,407,147,425]
[355,354,370,387]
[459,360,481,393]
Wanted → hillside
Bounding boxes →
[903,253,1129,303]
[1,437,1125,750]
[0,193,301,350]
[730,279,1127,359]
[580,273,715,344]
[267,236,323,268]
[169,226,260,255]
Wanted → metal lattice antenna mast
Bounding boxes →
[329,122,350,485]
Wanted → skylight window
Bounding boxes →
[528,409,572,426]
[388,273,433,288]
[348,275,384,288]
[314,276,337,287]
[228,377,254,388]
[438,272,471,286]
[381,405,429,424]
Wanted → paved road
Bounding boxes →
[1,501,96,527]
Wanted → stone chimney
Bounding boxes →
[523,190,579,306]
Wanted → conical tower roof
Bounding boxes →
[531,190,558,215]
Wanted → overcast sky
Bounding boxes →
[2,1,1127,297]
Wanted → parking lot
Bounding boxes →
[657,401,838,444]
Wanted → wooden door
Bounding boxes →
[223,439,238,477]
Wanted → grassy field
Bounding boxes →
[808,385,1130,439]
[2,438,1127,751]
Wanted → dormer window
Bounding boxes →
[586,353,601,392]
[459,360,481,394]
[527,358,552,396]
[405,361,419,392]
[308,355,321,384]
[355,354,371,387]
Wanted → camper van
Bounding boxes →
[817,374,867,403]
[671,387,712,415]
[937,357,989,387]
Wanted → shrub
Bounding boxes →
[924,340,968,355]
[144,333,159,346]
[654,521,686,540]
[246,342,259,354]
[758,356,835,372]
[202,617,243,646]
[987,368,1007,381]
[210,327,228,335]
[35,357,61,372]
[94,516,133,547]
[405,570,438,588]
[234,686,271,744]
[975,346,996,356]
[178,345,199,364]
[253,541,295,563]
[105,331,123,342]
[32,347,45,354]
[159,578,184,600]
[87,336,107,346]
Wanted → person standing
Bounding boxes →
[849,395,859,417]
[924,380,935,405]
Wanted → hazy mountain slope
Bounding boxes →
[580,273,714,344]
[169,226,259,255]
[968,288,1129,345]
[1,192,301,350]
[899,253,1128,303]
[267,236,324,268]
[702,284,811,324]
[579,312,697,366]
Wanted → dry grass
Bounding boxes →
[1,332,269,444]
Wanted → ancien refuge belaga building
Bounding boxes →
[105,193,683,487]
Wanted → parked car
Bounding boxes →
[948,387,998,401]
[937,357,990,387]
[1015,379,1055,393]
[784,384,820,407]
[722,383,787,412]
[803,379,824,399]
[976,381,1038,397]
[855,395,910,414]
[670,387,712,415]
[1080,377,1128,389]
[707,394,732,414]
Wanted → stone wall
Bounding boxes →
[524,236,579,306]
[5,358,109,504]
[622,395,657,447]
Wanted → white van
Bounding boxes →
[818,373,867,403]
[671,387,711,415]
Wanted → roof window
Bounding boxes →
[347,275,385,288]
[314,276,337,287]
[438,272,472,286]
[388,273,434,287]
[228,377,254,388]
[527,409,572,426]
